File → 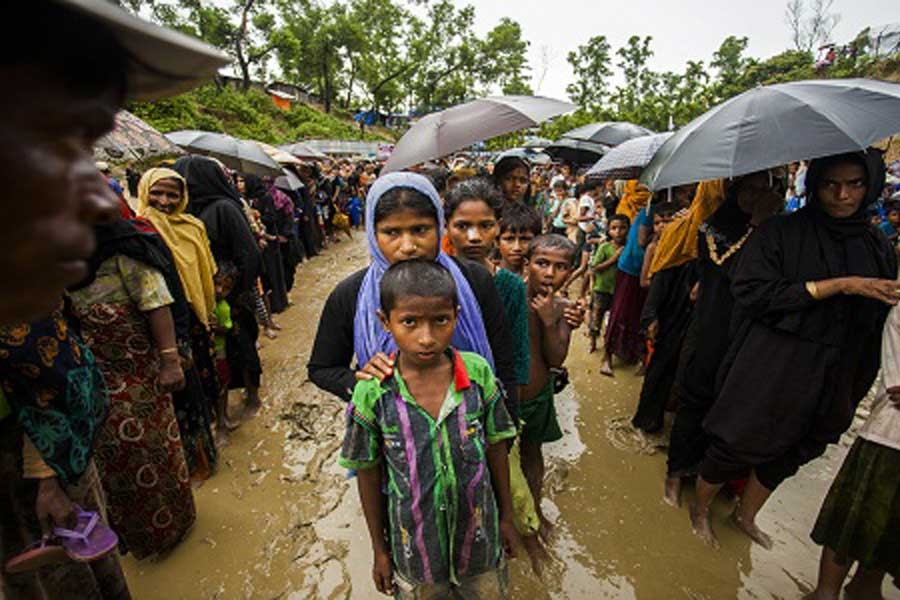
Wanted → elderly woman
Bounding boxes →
[690,150,899,549]
[138,168,219,478]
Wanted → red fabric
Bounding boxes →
[452,349,471,392]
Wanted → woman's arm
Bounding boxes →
[147,306,186,393]
[307,272,364,401]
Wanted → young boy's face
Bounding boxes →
[446,199,499,263]
[608,220,628,244]
[526,247,572,297]
[653,214,669,237]
[871,214,883,226]
[888,209,900,226]
[379,296,458,368]
[498,229,535,272]
[214,275,235,300]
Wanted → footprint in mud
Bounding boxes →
[605,416,668,455]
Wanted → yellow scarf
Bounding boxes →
[137,168,217,326]
[616,180,651,221]
[649,180,726,276]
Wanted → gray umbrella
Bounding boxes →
[274,168,304,191]
[495,148,552,165]
[383,95,575,173]
[641,78,900,191]
[586,132,673,179]
[279,142,328,160]
[544,138,607,165]
[562,121,655,147]
[166,130,282,176]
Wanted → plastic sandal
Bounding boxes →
[52,506,118,563]
[4,538,68,574]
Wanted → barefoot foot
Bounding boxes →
[689,504,720,549]
[663,476,682,508]
[521,534,549,577]
[729,510,773,549]
[600,361,614,377]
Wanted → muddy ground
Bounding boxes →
[123,235,900,599]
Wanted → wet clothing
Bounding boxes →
[308,259,519,414]
[603,271,647,364]
[68,255,196,559]
[701,151,896,489]
[395,560,508,600]
[811,305,900,579]
[666,192,753,478]
[494,268,529,386]
[811,438,900,581]
[339,350,516,586]
[632,262,695,433]
[519,380,562,444]
[649,180,725,276]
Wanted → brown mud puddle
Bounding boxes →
[124,235,899,599]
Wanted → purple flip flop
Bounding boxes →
[52,506,119,563]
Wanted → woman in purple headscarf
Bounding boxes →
[307,172,518,416]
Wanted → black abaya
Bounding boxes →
[631,262,696,433]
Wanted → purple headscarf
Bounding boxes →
[268,183,295,216]
[353,172,495,368]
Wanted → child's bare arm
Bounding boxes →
[640,242,657,289]
[485,442,518,558]
[592,246,624,273]
[357,467,394,595]
[531,295,573,367]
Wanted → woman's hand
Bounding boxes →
[35,477,76,537]
[843,277,900,305]
[355,352,394,382]
[372,549,394,595]
[159,355,186,392]
[646,320,660,342]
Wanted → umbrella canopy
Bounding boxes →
[275,168,304,191]
[544,138,608,165]
[523,136,554,149]
[562,121,654,147]
[166,130,282,176]
[586,132,674,180]
[254,140,304,166]
[641,78,900,190]
[94,110,183,163]
[383,95,575,173]
[495,148,552,166]
[279,142,328,160]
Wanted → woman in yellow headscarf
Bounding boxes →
[138,167,220,480]
[138,168,217,325]
[615,179,652,222]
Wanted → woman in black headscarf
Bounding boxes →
[663,176,782,505]
[173,156,264,418]
[242,174,289,314]
[690,150,899,549]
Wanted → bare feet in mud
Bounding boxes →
[689,503,720,549]
[634,363,647,377]
[538,515,555,544]
[264,327,278,340]
[242,397,262,421]
[600,359,614,377]
[663,477,681,508]
[729,510,773,549]
[521,534,549,577]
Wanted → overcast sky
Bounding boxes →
[458,0,896,99]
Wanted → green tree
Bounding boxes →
[710,35,756,101]
[479,18,533,95]
[609,36,656,117]
[565,35,612,111]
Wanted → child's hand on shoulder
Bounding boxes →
[372,549,395,595]
[356,352,394,382]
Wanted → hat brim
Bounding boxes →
[56,0,230,100]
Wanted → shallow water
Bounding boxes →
[123,235,900,599]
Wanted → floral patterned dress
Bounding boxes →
[68,254,196,560]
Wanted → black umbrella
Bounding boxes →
[562,121,654,147]
[544,138,607,165]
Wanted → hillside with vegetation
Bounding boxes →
[128,84,397,144]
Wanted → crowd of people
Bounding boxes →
[4,2,900,600]
[304,150,900,599]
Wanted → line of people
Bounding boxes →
[308,148,900,599]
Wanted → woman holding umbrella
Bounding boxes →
[691,150,899,549]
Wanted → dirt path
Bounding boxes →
[124,234,899,599]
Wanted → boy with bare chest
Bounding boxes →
[518,234,576,539]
